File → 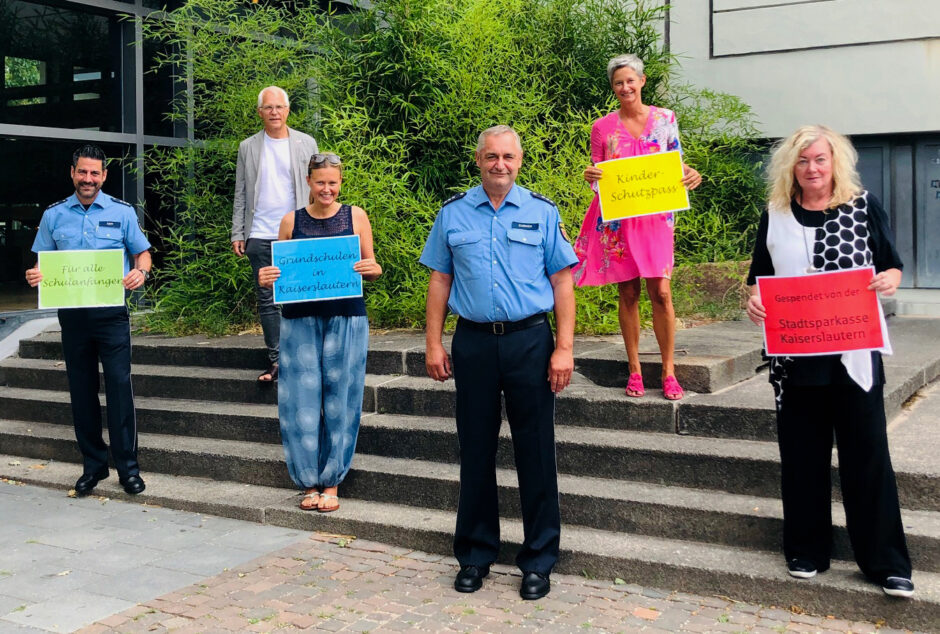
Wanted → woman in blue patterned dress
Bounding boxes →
[259,153,381,512]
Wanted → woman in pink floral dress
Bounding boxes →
[573,54,702,400]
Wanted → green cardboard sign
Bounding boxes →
[38,249,125,309]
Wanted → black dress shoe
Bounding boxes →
[74,468,109,496]
[454,565,489,593]
[119,474,146,495]
[520,571,550,600]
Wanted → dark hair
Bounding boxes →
[72,144,108,170]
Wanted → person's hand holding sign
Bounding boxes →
[258,265,280,289]
[745,290,766,325]
[681,163,702,190]
[353,257,382,281]
[25,266,42,287]
[122,268,147,291]
[584,162,700,190]
[583,165,603,184]
[868,268,901,297]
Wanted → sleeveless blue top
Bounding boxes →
[281,204,367,319]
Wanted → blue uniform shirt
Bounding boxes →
[420,184,578,322]
[31,192,152,274]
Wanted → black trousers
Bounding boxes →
[58,306,139,478]
[777,383,911,582]
[246,237,280,364]
[451,319,560,574]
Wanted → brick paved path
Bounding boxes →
[78,534,918,634]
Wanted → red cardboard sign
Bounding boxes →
[757,267,885,356]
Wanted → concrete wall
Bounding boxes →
[668,0,940,138]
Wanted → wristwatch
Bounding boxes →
[137,269,151,282]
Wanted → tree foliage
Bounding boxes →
[140,0,763,335]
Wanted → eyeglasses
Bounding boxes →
[309,153,342,166]
[259,105,288,112]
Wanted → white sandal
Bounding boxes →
[299,490,320,511]
[318,494,339,513]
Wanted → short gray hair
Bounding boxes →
[257,86,290,108]
[475,125,522,153]
[606,54,644,82]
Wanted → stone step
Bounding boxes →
[3,394,937,514]
[15,319,772,394]
[356,414,940,513]
[0,357,281,405]
[0,361,679,433]
[573,320,765,392]
[678,316,940,441]
[0,455,937,632]
[11,316,939,443]
[1,417,937,575]
[0,386,281,444]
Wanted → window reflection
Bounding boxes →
[0,1,122,131]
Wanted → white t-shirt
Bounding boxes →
[250,133,296,239]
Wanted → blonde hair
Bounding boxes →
[766,124,863,211]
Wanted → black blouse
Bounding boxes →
[281,204,367,319]
[746,192,903,387]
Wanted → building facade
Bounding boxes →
[0,0,188,310]
[667,0,940,288]
[4,0,938,312]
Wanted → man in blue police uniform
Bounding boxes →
[421,125,578,600]
[25,144,152,497]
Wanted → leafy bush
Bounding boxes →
[140,0,763,335]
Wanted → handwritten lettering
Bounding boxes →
[608,183,682,202]
[277,252,357,266]
[615,169,662,184]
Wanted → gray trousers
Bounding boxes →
[245,237,280,365]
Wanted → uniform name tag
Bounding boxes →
[99,221,121,228]
[511,222,539,230]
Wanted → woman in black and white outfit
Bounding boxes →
[745,125,913,598]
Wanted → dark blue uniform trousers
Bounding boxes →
[58,306,140,478]
[451,319,560,574]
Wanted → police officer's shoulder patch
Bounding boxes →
[559,220,571,243]
[441,192,467,207]
[45,198,67,210]
[530,191,557,207]
[110,196,133,208]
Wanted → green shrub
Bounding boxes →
[140,0,762,335]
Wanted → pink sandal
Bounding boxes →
[662,376,684,401]
[625,373,645,398]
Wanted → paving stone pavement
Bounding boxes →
[73,533,925,634]
[0,480,922,634]
[0,481,308,633]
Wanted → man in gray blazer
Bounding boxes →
[231,86,318,381]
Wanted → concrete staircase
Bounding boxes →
[1,318,939,630]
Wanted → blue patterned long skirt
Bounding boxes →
[277,315,369,489]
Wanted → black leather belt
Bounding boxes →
[457,314,547,335]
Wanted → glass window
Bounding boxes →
[0,1,122,131]
[142,0,186,9]
[0,137,131,306]
[143,34,181,137]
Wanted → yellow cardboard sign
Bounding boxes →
[596,150,690,222]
